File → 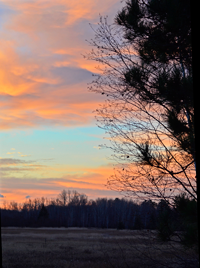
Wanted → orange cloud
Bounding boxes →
[3,0,120,26]
[0,0,124,130]
[0,163,118,206]
[0,1,134,207]
[0,39,101,130]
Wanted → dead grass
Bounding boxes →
[2,227,198,268]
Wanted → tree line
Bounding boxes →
[0,190,197,247]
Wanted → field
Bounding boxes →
[2,227,198,268]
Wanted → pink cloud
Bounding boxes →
[0,163,118,205]
[0,0,120,129]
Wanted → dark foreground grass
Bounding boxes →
[2,227,198,268]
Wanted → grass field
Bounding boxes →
[2,227,198,268]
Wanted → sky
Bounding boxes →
[0,0,126,205]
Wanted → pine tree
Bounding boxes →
[86,0,196,203]
[116,0,195,166]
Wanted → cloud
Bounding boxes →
[25,195,31,199]
[0,0,123,130]
[0,167,34,173]
[17,152,31,157]
[0,194,5,198]
[52,66,92,86]
[0,158,35,166]
[0,158,31,165]
[0,157,46,178]
[0,1,125,205]
[0,163,119,204]
[93,146,101,150]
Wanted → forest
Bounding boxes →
[0,190,197,246]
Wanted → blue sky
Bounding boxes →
[0,0,126,204]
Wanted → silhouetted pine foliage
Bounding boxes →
[86,0,196,204]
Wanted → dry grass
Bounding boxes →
[2,227,198,268]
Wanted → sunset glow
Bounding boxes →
[0,0,125,205]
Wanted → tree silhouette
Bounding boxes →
[86,0,195,204]
[58,189,68,206]
[173,193,198,247]
[37,204,49,226]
